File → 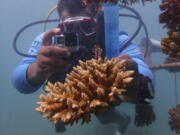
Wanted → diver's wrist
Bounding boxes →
[27,62,46,86]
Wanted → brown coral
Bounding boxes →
[36,57,140,125]
[159,0,180,56]
[161,30,180,56]
[169,104,180,134]
[159,0,180,30]
[134,104,156,127]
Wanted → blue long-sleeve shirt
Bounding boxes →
[12,4,154,93]
[12,32,154,93]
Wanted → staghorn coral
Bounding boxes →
[159,0,180,30]
[36,57,140,125]
[83,0,155,5]
[169,104,180,134]
[161,30,180,56]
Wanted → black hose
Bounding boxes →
[13,5,150,58]
[13,19,59,57]
[118,4,150,58]
[119,13,150,57]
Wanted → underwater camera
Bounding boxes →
[53,33,78,52]
[53,16,97,53]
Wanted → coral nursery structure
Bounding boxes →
[169,104,180,134]
[159,0,180,57]
[163,56,180,72]
[151,55,180,71]
[152,0,180,71]
[36,57,141,125]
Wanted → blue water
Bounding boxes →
[0,0,179,135]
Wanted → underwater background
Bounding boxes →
[0,0,179,135]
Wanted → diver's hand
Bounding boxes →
[115,54,139,103]
[116,54,138,71]
[27,28,71,86]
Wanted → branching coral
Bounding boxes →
[159,0,180,56]
[134,104,156,127]
[169,104,180,134]
[159,0,180,30]
[161,30,180,56]
[36,57,141,125]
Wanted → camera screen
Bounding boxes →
[56,35,65,45]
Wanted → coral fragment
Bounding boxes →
[169,104,180,134]
[36,57,140,125]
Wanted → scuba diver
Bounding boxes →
[12,0,155,134]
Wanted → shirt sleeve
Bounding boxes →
[12,33,44,93]
[118,31,155,85]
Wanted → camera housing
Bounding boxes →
[53,16,97,52]
[53,33,79,52]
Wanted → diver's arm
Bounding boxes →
[118,33,154,84]
[12,29,71,94]
[12,33,44,93]
[27,29,71,86]
[115,33,155,103]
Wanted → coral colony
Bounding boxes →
[134,104,156,127]
[36,46,141,125]
[157,1,180,133]
[159,0,180,57]
[151,0,180,71]
[169,105,180,134]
